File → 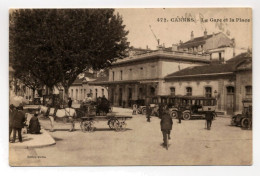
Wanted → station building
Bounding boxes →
[92,31,251,115]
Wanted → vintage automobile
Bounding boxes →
[231,98,252,129]
[168,95,217,120]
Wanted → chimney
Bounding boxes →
[204,29,207,38]
[191,31,194,40]
[146,45,149,50]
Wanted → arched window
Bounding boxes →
[205,87,212,97]
[186,87,192,96]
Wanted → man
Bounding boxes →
[132,103,137,115]
[205,110,214,130]
[160,108,173,147]
[146,104,151,122]
[68,97,72,108]
[177,104,182,124]
[9,104,15,141]
[11,104,26,143]
[28,112,41,134]
[158,104,164,119]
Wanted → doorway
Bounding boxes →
[226,86,235,115]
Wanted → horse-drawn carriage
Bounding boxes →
[76,97,131,132]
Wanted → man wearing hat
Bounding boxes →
[205,109,214,130]
[160,108,173,147]
[11,104,26,143]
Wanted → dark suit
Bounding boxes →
[160,113,173,145]
[12,110,26,142]
[146,105,151,122]
[205,111,214,130]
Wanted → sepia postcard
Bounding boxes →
[9,8,252,166]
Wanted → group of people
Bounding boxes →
[9,104,41,143]
[132,103,215,148]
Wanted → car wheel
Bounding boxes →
[183,112,191,120]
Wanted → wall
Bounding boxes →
[165,77,236,113]
[109,60,159,81]
[68,84,108,102]
[235,70,252,113]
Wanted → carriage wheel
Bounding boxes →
[183,112,191,120]
[108,119,119,129]
[170,111,177,119]
[241,118,250,128]
[81,121,95,132]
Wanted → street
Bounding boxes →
[9,107,252,166]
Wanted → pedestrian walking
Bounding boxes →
[146,104,151,122]
[160,108,173,148]
[177,105,182,124]
[11,104,26,143]
[9,104,15,141]
[132,103,137,115]
[158,103,164,119]
[205,110,214,130]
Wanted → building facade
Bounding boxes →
[95,48,211,107]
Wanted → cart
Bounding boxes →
[79,114,132,132]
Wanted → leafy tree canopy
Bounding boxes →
[10,9,129,97]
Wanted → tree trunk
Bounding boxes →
[64,86,69,105]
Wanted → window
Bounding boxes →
[112,71,115,81]
[76,89,78,100]
[81,89,83,99]
[245,86,252,96]
[84,89,86,99]
[186,87,192,96]
[205,87,212,97]
[170,87,175,96]
[150,87,155,96]
[95,89,98,98]
[120,70,123,80]
[102,89,104,96]
[227,86,235,94]
[138,87,143,99]
[71,89,73,98]
[210,54,212,60]
[90,89,92,97]
[219,52,222,60]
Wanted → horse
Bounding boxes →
[39,105,77,132]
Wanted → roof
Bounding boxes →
[112,50,210,66]
[72,77,84,85]
[165,63,235,79]
[226,52,251,64]
[179,33,218,48]
[165,52,252,80]
[88,76,109,85]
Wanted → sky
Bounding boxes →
[115,8,252,50]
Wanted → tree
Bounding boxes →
[14,70,43,100]
[10,9,129,103]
